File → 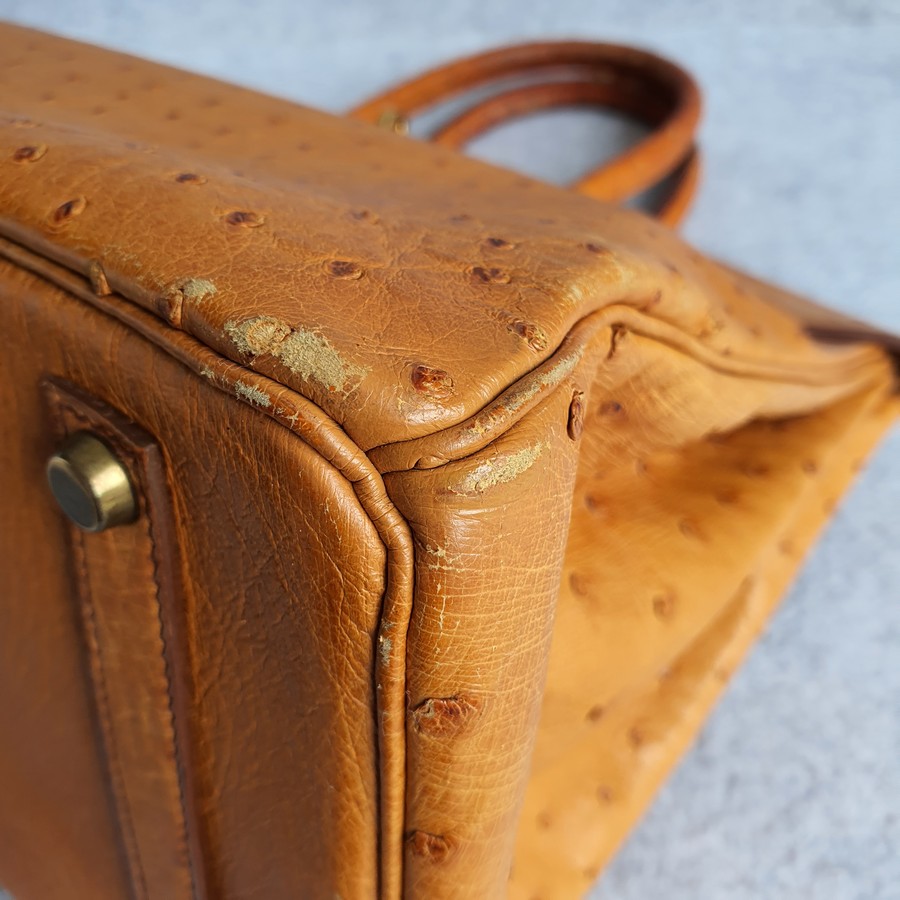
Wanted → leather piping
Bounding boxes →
[0,214,886,472]
[368,303,888,473]
[0,235,412,900]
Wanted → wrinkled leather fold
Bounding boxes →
[0,22,896,900]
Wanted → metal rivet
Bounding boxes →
[47,432,137,532]
[376,109,410,135]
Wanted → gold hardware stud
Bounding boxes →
[47,432,137,532]
[376,109,410,136]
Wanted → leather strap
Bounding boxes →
[44,379,207,900]
[348,41,702,227]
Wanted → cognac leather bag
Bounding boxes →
[0,23,896,900]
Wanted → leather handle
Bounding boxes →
[348,41,702,227]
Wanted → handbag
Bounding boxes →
[0,23,895,900]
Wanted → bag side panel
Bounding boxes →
[385,380,583,899]
[0,259,386,900]
[509,346,898,898]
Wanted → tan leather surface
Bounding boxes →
[0,24,890,454]
[0,257,393,898]
[385,380,584,898]
[510,380,898,898]
[380,311,894,895]
[0,265,134,900]
[0,22,897,900]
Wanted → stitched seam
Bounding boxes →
[367,304,891,472]
[1,230,883,479]
[69,511,150,900]
[141,460,199,900]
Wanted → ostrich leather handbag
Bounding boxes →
[0,22,896,900]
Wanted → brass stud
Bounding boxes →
[376,109,410,136]
[47,432,137,532]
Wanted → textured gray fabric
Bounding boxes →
[0,2,897,898]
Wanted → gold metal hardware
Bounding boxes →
[376,109,410,136]
[47,432,137,532]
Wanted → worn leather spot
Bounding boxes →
[225,316,369,393]
[448,442,546,494]
[87,260,110,297]
[412,695,480,737]
[229,315,290,354]
[155,288,183,326]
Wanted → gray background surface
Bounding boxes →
[1,2,898,898]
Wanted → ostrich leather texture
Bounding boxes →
[0,22,897,900]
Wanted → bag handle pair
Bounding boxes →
[348,41,702,228]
